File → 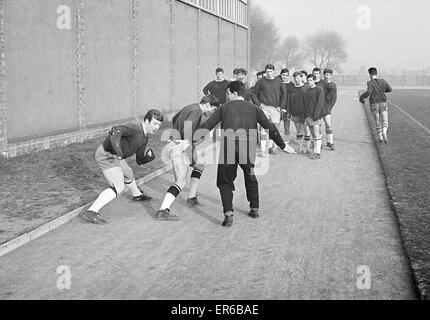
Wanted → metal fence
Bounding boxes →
[333,75,430,86]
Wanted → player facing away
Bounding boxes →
[304,74,325,159]
[203,67,230,106]
[359,67,392,143]
[195,81,294,227]
[323,68,338,150]
[287,72,307,153]
[156,95,220,220]
[79,110,163,224]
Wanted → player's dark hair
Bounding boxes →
[233,68,239,75]
[280,68,289,75]
[256,71,263,77]
[237,68,248,75]
[144,109,164,123]
[300,70,308,76]
[227,81,246,98]
[265,64,275,71]
[312,67,321,73]
[292,71,303,78]
[307,74,317,80]
[215,67,224,74]
[368,67,378,76]
[200,94,220,107]
[323,68,333,75]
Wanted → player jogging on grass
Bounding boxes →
[359,67,392,144]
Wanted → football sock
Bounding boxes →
[125,179,142,197]
[88,188,117,213]
[189,169,202,198]
[160,184,181,210]
[314,139,322,154]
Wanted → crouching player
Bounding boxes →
[79,109,164,224]
[156,95,220,220]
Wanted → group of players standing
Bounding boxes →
[78,63,338,227]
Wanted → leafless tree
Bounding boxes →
[278,36,304,69]
[304,30,347,72]
[249,3,281,70]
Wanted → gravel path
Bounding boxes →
[0,88,416,300]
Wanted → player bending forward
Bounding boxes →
[79,109,163,224]
[155,95,220,220]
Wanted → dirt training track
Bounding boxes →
[0,89,416,300]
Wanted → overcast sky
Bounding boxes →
[252,0,430,73]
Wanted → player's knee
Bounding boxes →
[175,178,186,190]
[114,183,126,195]
[326,127,334,134]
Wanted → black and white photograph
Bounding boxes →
[0,0,429,309]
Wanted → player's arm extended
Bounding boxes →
[193,107,222,142]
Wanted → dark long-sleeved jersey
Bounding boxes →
[250,77,287,109]
[281,81,294,111]
[304,86,325,121]
[325,82,338,111]
[359,78,392,104]
[196,99,286,153]
[172,103,203,140]
[102,122,149,165]
[202,80,229,104]
[287,85,306,118]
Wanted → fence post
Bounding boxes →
[0,0,7,157]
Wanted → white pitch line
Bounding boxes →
[388,100,430,136]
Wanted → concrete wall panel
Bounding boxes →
[6,0,76,141]
[85,0,133,125]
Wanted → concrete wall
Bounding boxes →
[6,0,76,141]
[0,0,249,158]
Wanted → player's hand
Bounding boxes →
[145,149,155,162]
[282,143,296,154]
[170,139,190,157]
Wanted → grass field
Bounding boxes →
[363,89,430,299]
[0,122,172,245]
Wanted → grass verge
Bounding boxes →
[361,90,430,300]
[0,122,172,245]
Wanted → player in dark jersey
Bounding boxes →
[304,74,325,159]
[195,81,295,227]
[359,67,392,143]
[203,67,229,106]
[251,64,288,155]
[313,67,334,150]
[323,69,338,150]
[156,95,220,220]
[279,68,293,139]
[79,109,163,224]
[287,71,307,153]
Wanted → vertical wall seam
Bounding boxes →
[197,8,201,101]
[131,0,139,118]
[75,0,86,131]
[169,0,175,110]
[0,0,7,156]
